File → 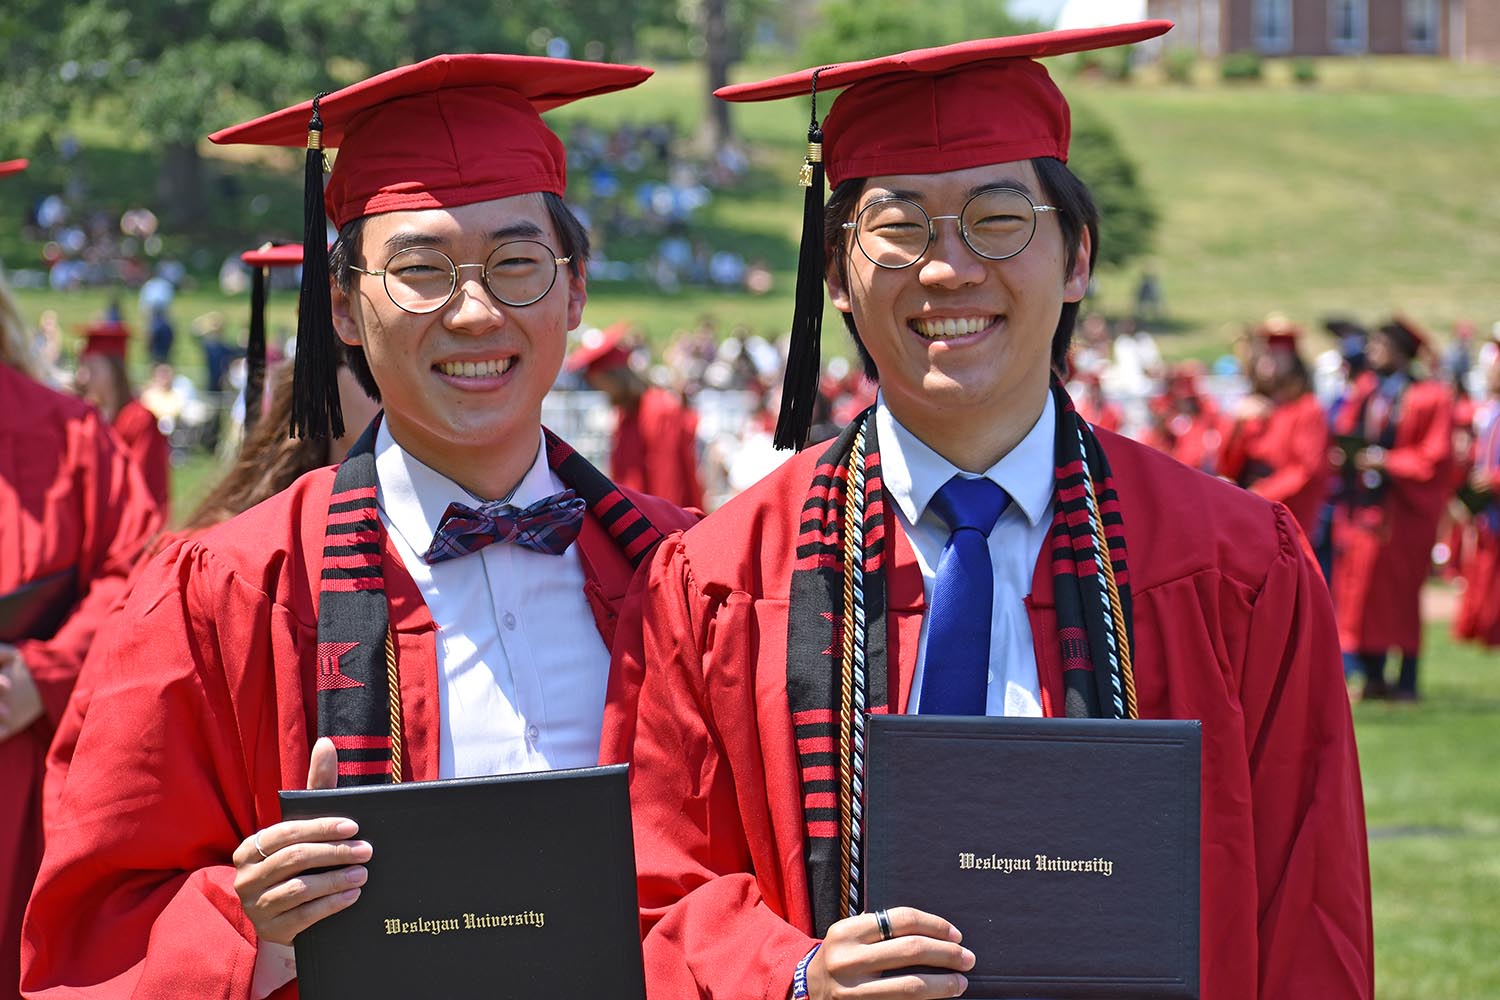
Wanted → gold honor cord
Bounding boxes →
[385,629,404,782]
[1099,538,1138,718]
[836,424,868,919]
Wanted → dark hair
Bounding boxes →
[823,156,1099,381]
[328,191,592,400]
[183,363,329,531]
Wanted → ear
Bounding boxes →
[330,278,363,349]
[1063,226,1092,304]
[565,262,588,331]
[825,256,853,315]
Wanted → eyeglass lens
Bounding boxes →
[381,240,561,313]
[854,189,1041,268]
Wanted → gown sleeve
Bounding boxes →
[1236,504,1374,997]
[604,535,817,1000]
[23,541,297,1000]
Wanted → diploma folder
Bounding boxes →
[279,764,645,1000]
[864,716,1200,999]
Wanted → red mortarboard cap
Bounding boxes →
[240,243,304,268]
[240,242,305,436]
[210,54,652,228]
[209,54,651,440]
[1254,313,1303,352]
[717,21,1171,185]
[566,321,633,374]
[0,159,28,178]
[714,21,1171,450]
[80,319,131,359]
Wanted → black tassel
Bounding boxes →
[243,263,267,437]
[773,71,828,453]
[291,93,344,440]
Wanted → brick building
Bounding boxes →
[1146,0,1500,61]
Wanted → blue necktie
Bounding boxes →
[919,475,1010,715]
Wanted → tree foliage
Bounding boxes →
[799,0,1039,68]
[1067,103,1157,272]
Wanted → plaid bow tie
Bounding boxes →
[422,489,587,564]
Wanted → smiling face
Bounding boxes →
[825,159,1090,466]
[331,193,586,491]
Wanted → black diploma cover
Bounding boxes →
[864,716,1201,998]
[279,763,645,999]
[0,567,78,644]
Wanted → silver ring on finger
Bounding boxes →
[875,908,893,941]
[254,831,270,861]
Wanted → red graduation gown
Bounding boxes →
[1330,376,1454,654]
[111,399,172,518]
[21,465,694,1000]
[603,430,1372,1000]
[610,387,705,511]
[1454,400,1500,647]
[1218,391,1330,538]
[0,365,162,1000]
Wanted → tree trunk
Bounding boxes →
[701,0,733,148]
[158,140,205,229]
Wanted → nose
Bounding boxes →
[918,217,986,289]
[443,268,506,332]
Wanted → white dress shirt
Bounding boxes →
[877,392,1056,717]
[375,421,610,776]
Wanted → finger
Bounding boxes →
[307,736,338,790]
[841,971,969,1000]
[865,906,963,945]
[857,935,976,977]
[255,864,369,919]
[256,884,364,947]
[231,817,362,868]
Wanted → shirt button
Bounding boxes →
[503,611,517,630]
[526,723,540,744]
[987,669,995,684]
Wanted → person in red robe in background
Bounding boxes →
[1160,361,1223,474]
[0,172,162,997]
[1218,319,1330,538]
[603,24,1371,1000]
[1070,370,1123,433]
[1330,315,1454,701]
[567,321,706,510]
[71,320,172,517]
[22,58,697,1000]
[40,241,386,832]
[1453,333,1500,647]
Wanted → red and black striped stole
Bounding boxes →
[316,424,396,786]
[315,422,671,786]
[783,380,1134,934]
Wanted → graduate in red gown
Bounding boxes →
[22,57,696,1000]
[567,322,706,510]
[603,24,1372,1000]
[1218,320,1330,538]
[0,256,162,999]
[1453,337,1500,647]
[72,320,172,516]
[1330,316,1454,700]
[1070,370,1123,433]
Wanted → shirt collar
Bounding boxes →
[375,422,560,552]
[876,389,1056,529]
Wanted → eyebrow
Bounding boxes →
[872,178,1038,204]
[381,221,548,254]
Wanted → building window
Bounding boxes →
[1255,0,1292,53]
[1329,0,1367,53]
[1405,0,1440,52]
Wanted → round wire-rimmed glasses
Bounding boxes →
[349,240,574,314]
[842,188,1061,269]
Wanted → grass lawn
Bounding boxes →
[1355,611,1500,998]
